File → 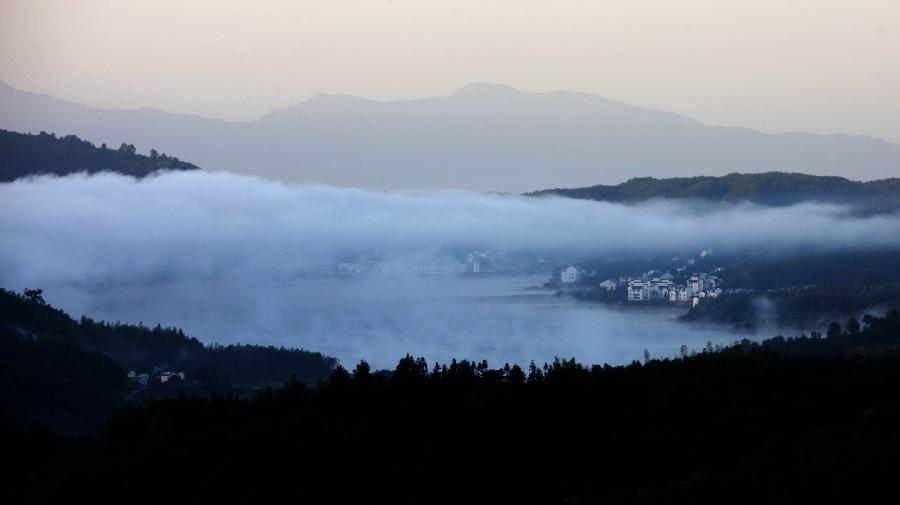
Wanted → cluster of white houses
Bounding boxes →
[626,272,723,306]
[559,266,724,306]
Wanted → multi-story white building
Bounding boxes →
[561,266,579,283]
[627,281,647,301]
[689,276,704,293]
[629,278,674,301]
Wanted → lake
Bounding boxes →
[46,274,753,370]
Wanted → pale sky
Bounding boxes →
[2,0,899,142]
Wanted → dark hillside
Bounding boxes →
[0,129,199,181]
[529,172,900,214]
[6,311,900,503]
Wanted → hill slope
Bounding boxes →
[528,172,900,213]
[0,288,337,433]
[3,80,900,191]
[8,312,900,502]
[0,129,199,181]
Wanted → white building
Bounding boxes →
[598,280,617,291]
[560,266,579,283]
[689,276,704,293]
[629,278,675,301]
[160,371,186,383]
[627,281,646,301]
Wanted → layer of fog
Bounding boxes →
[42,275,744,370]
[3,171,900,367]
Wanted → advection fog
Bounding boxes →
[3,171,900,368]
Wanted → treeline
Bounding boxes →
[682,284,900,330]
[0,288,337,433]
[6,311,900,503]
[718,248,900,289]
[736,309,900,357]
[528,171,900,214]
[0,129,199,181]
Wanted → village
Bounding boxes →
[335,250,549,276]
[126,368,186,387]
[556,250,728,307]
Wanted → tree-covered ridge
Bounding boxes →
[0,288,336,385]
[0,129,199,181]
[0,288,337,433]
[528,171,900,212]
[680,284,900,331]
[7,311,900,503]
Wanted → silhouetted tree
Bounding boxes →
[23,288,45,305]
[827,321,842,339]
[353,360,371,381]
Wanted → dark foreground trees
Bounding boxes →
[0,288,337,434]
[6,312,900,504]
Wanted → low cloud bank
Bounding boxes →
[3,171,900,289]
[4,171,900,367]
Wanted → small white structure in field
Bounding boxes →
[160,371,186,383]
[598,280,617,291]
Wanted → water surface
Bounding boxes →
[47,274,751,369]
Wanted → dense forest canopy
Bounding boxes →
[0,288,337,433]
[6,310,900,503]
[0,129,199,181]
[528,172,900,213]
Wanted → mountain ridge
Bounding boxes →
[527,172,900,214]
[2,80,899,191]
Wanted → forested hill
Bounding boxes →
[0,129,199,182]
[528,172,900,213]
[0,288,336,434]
[8,312,900,502]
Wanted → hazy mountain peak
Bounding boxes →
[452,82,522,97]
[305,91,372,104]
[2,80,900,192]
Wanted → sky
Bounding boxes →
[1,0,899,143]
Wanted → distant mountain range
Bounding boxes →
[2,80,900,192]
[528,172,900,214]
[0,129,198,182]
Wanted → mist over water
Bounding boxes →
[4,171,900,368]
[42,275,743,370]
